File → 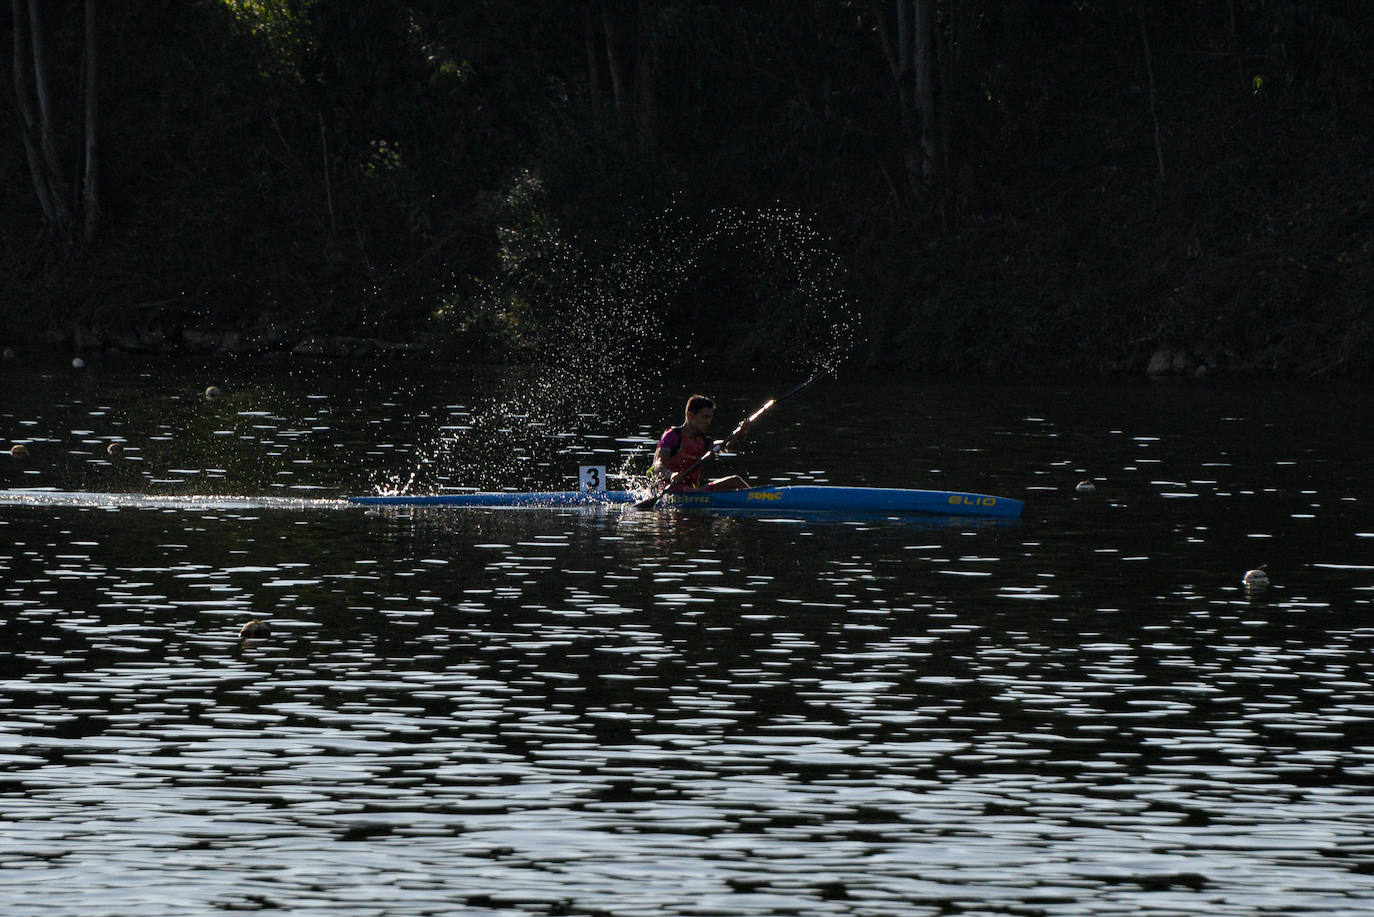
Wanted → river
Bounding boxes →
[2,354,1372,915]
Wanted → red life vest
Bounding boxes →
[659,426,712,489]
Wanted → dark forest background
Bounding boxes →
[3,1,1371,376]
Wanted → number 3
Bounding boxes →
[579,465,607,492]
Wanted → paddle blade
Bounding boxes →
[633,491,663,510]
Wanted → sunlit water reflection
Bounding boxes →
[3,358,1374,914]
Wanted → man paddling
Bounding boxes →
[651,394,752,492]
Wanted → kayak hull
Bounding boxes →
[349,485,1022,519]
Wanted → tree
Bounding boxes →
[81,0,99,241]
[1137,1,1165,180]
[10,0,100,243]
[577,0,664,155]
[869,0,946,224]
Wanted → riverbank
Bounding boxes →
[4,320,1368,383]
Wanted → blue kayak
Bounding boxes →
[349,485,1022,519]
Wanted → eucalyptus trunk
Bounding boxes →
[634,0,656,155]
[12,0,71,234]
[872,0,946,222]
[11,0,102,241]
[1138,2,1166,180]
[82,0,101,242]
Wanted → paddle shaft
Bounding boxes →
[636,371,827,508]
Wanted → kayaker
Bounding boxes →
[652,394,751,492]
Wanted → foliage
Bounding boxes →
[1,0,1372,376]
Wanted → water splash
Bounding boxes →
[0,488,348,511]
[684,206,858,375]
[382,204,856,494]
[382,238,674,494]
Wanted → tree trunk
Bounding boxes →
[319,112,335,238]
[895,0,916,191]
[1227,0,1248,91]
[939,0,963,221]
[602,5,625,113]
[28,0,71,233]
[634,0,655,154]
[584,1,603,129]
[11,0,102,241]
[868,0,912,216]
[13,0,53,222]
[913,0,939,185]
[12,0,70,233]
[870,1,945,221]
[1138,3,1166,180]
[82,0,100,242]
[869,0,900,80]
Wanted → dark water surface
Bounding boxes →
[3,357,1373,915]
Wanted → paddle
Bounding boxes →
[634,370,829,510]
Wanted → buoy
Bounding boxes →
[239,619,271,640]
[1076,480,1096,493]
[205,386,222,400]
[2,347,14,360]
[72,357,85,369]
[107,441,124,456]
[9,444,28,457]
[1242,567,1269,589]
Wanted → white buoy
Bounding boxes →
[205,385,222,400]
[72,357,85,369]
[107,442,124,456]
[9,443,28,457]
[1076,480,1096,493]
[1243,567,1269,589]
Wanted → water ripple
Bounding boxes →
[5,371,1374,913]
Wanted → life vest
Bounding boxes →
[659,426,712,489]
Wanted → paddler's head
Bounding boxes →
[684,394,715,434]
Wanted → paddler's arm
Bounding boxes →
[650,444,675,486]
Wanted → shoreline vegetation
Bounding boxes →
[3,3,1371,380]
[0,327,1335,384]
